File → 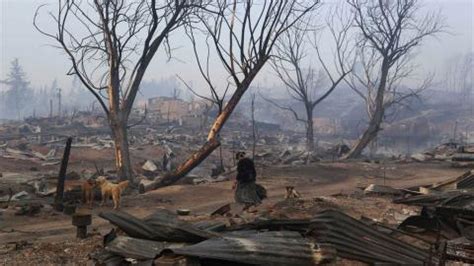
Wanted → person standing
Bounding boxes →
[233,151,267,211]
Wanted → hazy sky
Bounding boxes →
[0,0,473,93]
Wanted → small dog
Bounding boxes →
[96,176,129,209]
[285,186,301,199]
[82,179,97,208]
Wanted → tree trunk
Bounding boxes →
[306,120,314,152]
[344,112,383,159]
[251,95,257,160]
[140,62,265,193]
[139,138,220,193]
[207,88,246,140]
[207,65,262,140]
[306,104,314,152]
[343,60,389,159]
[110,120,133,181]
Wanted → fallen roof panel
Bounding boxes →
[225,218,311,232]
[105,236,184,260]
[393,190,474,207]
[308,209,435,264]
[99,209,218,243]
[171,231,334,266]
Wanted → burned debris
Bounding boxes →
[0,0,472,264]
[92,201,473,265]
[0,107,473,265]
[91,175,474,265]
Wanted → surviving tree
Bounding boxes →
[443,53,473,109]
[2,59,33,119]
[264,9,354,151]
[342,0,444,159]
[34,0,205,181]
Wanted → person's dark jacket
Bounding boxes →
[236,158,256,183]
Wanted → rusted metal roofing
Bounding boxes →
[89,249,125,265]
[458,174,474,189]
[99,209,218,243]
[309,209,435,264]
[105,236,184,260]
[226,218,312,232]
[446,237,474,263]
[192,220,227,232]
[171,231,334,265]
[393,190,474,207]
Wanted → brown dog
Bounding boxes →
[96,176,129,209]
[82,179,97,208]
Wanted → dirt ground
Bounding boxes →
[0,158,467,264]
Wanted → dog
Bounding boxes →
[82,179,97,208]
[96,176,129,209]
[285,186,301,199]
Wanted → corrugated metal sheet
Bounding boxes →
[309,209,435,264]
[226,218,311,232]
[99,209,218,243]
[171,231,334,265]
[447,237,474,263]
[458,175,474,189]
[393,191,474,207]
[192,220,227,232]
[89,249,125,265]
[440,193,474,208]
[105,236,184,260]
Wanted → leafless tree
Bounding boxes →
[342,0,444,159]
[178,76,228,173]
[177,32,231,173]
[34,0,204,181]
[263,9,354,151]
[444,53,473,108]
[141,0,320,192]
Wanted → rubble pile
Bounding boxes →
[91,171,474,265]
[410,142,474,167]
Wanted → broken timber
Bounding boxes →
[139,138,220,193]
[54,137,73,211]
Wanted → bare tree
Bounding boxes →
[141,0,320,192]
[178,74,229,173]
[263,10,354,151]
[444,53,473,108]
[34,0,204,181]
[177,27,232,173]
[342,0,443,159]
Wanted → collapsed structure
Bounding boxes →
[92,170,474,265]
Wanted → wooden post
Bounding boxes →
[54,137,73,211]
[72,213,92,239]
